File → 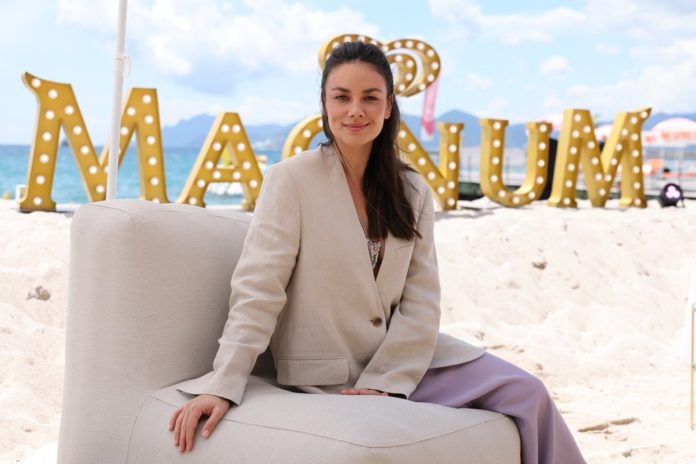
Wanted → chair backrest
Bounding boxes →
[59,199,250,463]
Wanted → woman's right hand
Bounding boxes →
[168,394,231,453]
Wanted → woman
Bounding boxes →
[169,41,585,464]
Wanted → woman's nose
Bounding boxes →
[348,101,365,118]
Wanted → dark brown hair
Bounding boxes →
[320,41,420,241]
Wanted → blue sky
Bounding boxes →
[1,0,695,145]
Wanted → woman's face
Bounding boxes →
[324,61,393,154]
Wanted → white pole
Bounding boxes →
[106,0,129,201]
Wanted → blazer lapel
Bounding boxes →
[326,147,385,312]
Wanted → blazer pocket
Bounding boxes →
[276,357,349,386]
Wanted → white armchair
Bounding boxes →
[58,199,520,463]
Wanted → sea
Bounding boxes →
[2,144,695,205]
[0,145,284,206]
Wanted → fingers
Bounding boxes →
[202,404,227,438]
[185,407,204,452]
[169,407,183,431]
[178,407,190,452]
[340,388,388,396]
[170,396,232,453]
[173,407,184,447]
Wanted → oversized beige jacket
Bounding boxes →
[178,146,484,405]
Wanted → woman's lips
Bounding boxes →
[343,123,368,132]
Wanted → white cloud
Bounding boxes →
[463,73,491,90]
[596,43,621,55]
[56,0,380,94]
[585,0,696,43]
[540,56,570,77]
[427,0,585,44]
[0,0,54,52]
[480,96,509,118]
[565,40,696,118]
[429,0,696,47]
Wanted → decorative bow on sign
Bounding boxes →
[317,34,442,97]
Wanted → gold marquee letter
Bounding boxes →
[178,113,263,210]
[480,119,552,207]
[282,116,462,210]
[398,122,462,210]
[549,107,651,208]
[281,116,324,160]
[20,72,168,211]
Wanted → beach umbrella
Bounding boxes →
[106,0,129,200]
[650,117,696,146]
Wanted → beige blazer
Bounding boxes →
[179,146,484,405]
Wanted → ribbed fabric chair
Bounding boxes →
[58,199,520,463]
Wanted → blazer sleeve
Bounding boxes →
[176,163,301,405]
[353,183,440,398]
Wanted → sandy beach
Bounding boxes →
[1,197,695,463]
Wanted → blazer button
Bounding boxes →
[371,317,383,327]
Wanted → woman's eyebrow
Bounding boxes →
[329,87,384,93]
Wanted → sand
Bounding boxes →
[0,197,695,463]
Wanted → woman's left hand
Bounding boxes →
[340,388,388,396]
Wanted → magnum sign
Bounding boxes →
[18,34,651,212]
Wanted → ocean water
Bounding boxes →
[0,145,283,205]
[2,144,693,205]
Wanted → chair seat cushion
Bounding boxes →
[127,376,520,463]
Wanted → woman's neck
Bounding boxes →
[334,141,372,185]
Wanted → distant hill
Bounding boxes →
[162,110,696,151]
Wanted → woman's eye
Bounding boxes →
[334,95,348,101]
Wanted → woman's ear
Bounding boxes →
[385,95,393,120]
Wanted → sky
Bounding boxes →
[1,0,695,145]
